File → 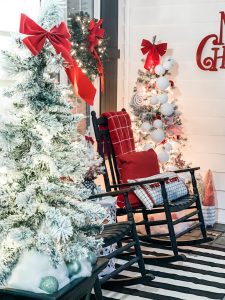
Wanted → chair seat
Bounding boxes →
[98,222,132,247]
[154,194,197,212]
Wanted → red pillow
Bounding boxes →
[117,149,160,208]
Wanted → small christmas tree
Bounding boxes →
[0,0,105,291]
[130,36,187,170]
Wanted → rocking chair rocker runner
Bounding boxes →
[91,110,213,263]
[89,189,154,299]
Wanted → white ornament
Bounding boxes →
[163,61,173,71]
[154,64,166,76]
[131,92,144,107]
[153,119,163,128]
[158,93,168,104]
[175,110,182,116]
[160,103,174,116]
[143,143,153,151]
[141,122,151,132]
[170,141,180,150]
[164,142,173,151]
[151,129,165,143]
[150,95,159,105]
[164,56,175,66]
[156,77,170,90]
[157,149,170,163]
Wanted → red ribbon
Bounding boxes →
[19,13,96,106]
[141,39,167,70]
[88,19,105,92]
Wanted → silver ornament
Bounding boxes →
[87,251,97,265]
[39,276,59,294]
[67,259,82,277]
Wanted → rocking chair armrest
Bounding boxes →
[174,167,200,174]
[88,188,134,200]
[110,176,169,189]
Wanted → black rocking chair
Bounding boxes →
[89,189,154,299]
[91,110,213,264]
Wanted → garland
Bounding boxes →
[68,12,108,82]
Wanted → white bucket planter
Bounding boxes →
[202,205,216,227]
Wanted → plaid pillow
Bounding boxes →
[128,172,188,209]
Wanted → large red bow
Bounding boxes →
[141,39,167,70]
[87,19,105,92]
[20,13,96,106]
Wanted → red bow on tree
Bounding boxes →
[20,13,96,106]
[141,39,167,70]
[87,19,105,92]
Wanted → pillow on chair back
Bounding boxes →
[117,149,160,208]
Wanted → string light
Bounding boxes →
[70,13,107,81]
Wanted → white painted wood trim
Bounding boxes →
[123,0,130,111]
[91,0,101,117]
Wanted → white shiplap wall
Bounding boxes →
[0,1,40,112]
[118,0,225,223]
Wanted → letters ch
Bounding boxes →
[196,11,225,71]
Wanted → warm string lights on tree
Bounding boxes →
[0,0,106,292]
[68,12,108,83]
[130,36,188,171]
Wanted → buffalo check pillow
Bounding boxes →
[128,172,188,209]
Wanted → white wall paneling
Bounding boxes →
[0,1,40,113]
[119,0,225,223]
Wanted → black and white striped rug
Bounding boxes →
[101,242,225,300]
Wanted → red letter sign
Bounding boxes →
[196,12,225,71]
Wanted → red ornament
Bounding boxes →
[141,39,167,70]
[19,13,96,105]
[169,80,174,88]
[88,19,105,92]
[85,135,95,145]
[160,139,167,145]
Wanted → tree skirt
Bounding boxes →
[98,242,225,300]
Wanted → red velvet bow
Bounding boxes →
[141,39,167,70]
[20,13,96,106]
[88,19,105,92]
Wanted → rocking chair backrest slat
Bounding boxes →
[102,134,118,187]
[91,111,120,191]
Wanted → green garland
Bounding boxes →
[68,11,108,82]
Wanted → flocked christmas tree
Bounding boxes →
[0,0,105,292]
[130,36,188,171]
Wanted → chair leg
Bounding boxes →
[130,221,147,276]
[164,201,178,256]
[195,196,207,239]
[164,206,179,256]
[117,240,123,249]
[160,182,179,257]
[94,277,103,300]
[190,170,208,239]
[143,209,151,237]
